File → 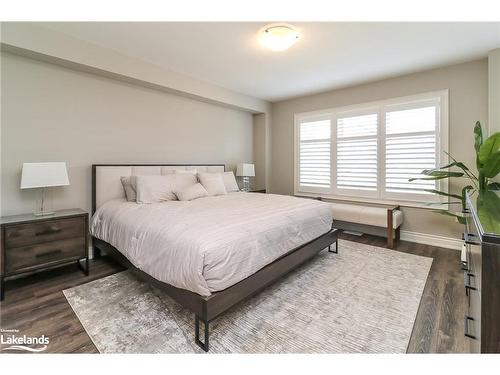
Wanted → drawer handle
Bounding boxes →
[464,315,477,339]
[36,249,62,258]
[464,273,476,296]
[35,227,62,236]
[462,232,480,246]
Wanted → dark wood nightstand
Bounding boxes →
[249,189,267,193]
[0,208,89,301]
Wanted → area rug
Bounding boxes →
[63,240,432,353]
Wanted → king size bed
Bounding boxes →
[90,164,340,351]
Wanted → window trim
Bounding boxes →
[294,90,449,206]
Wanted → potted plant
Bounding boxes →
[409,121,500,224]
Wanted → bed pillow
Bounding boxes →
[221,171,240,192]
[135,174,197,203]
[198,172,227,196]
[120,176,137,202]
[174,183,209,201]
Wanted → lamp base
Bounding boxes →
[242,176,250,192]
[33,211,55,217]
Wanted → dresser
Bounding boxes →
[463,190,500,353]
[0,208,89,301]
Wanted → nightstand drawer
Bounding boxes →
[5,217,86,248]
[5,236,86,274]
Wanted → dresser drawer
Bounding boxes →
[5,217,86,248]
[5,236,86,274]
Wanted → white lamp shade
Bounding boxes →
[20,162,70,189]
[236,163,255,177]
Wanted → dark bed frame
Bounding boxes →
[91,164,341,352]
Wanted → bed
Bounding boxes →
[91,164,340,351]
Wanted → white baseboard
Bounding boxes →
[400,230,462,250]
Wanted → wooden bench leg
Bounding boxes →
[387,228,394,249]
[387,206,400,249]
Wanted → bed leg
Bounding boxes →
[93,246,102,259]
[195,315,209,352]
[328,240,338,254]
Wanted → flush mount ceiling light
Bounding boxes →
[258,23,300,52]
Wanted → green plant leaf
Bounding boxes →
[409,176,452,181]
[425,201,464,206]
[474,121,483,153]
[479,132,500,164]
[422,161,470,175]
[408,170,464,181]
[443,151,478,188]
[477,191,500,234]
[423,189,462,200]
[479,151,500,178]
[488,182,500,191]
[425,171,464,177]
[435,209,467,225]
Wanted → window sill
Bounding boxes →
[294,191,448,210]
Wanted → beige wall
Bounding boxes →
[252,113,267,190]
[1,52,254,216]
[1,23,269,114]
[270,59,489,238]
[489,49,500,135]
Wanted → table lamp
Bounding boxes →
[20,162,70,216]
[236,163,255,192]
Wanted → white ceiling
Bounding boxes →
[40,22,500,102]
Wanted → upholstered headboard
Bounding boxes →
[91,164,225,213]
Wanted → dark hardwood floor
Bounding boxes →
[0,234,466,353]
[0,258,125,353]
[341,233,467,353]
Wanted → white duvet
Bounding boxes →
[90,192,332,296]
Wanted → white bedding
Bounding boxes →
[90,192,332,296]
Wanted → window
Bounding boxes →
[384,102,439,198]
[296,116,331,193]
[294,91,448,204]
[336,111,378,196]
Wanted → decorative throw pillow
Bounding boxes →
[198,172,227,196]
[135,174,197,203]
[174,183,209,201]
[120,176,137,202]
[221,171,240,192]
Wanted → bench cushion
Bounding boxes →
[330,202,403,229]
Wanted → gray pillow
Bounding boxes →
[120,176,137,202]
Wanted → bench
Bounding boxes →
[327,201,403,248]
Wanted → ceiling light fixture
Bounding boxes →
[258,23,300,52]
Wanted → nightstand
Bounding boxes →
[249,189,267,193]
[0,208,89,301]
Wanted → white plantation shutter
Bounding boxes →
[335,113,378,193]
[384,104,439,197]
[294,91,447,203]
[297,118,331,192]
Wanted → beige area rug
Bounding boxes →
[63,240,432,353]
